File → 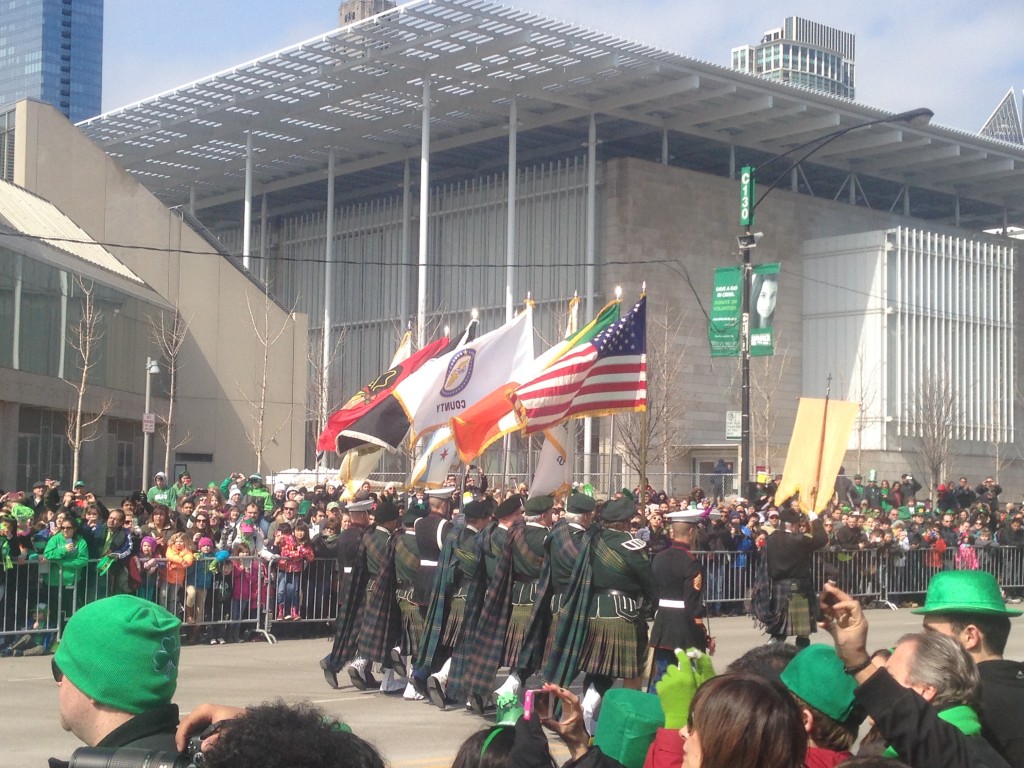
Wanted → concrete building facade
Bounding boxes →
[0,100,307,495]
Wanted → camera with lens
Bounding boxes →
[69,735,205,768]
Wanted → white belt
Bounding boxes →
[420,559,438,567]
[343,567,353,574]
[658,599,686,609]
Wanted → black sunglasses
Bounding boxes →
[52,657,63,682]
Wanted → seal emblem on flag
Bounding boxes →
[439,349,475,397]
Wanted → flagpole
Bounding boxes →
[639,282,648,499]
[810,375,832,514]
[607,414,616,497]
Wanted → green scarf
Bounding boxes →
[883,704,981,759]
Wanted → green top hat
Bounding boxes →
[912,570,1023,617]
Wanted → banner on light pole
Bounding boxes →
[750,263,780,357]
[709,266,742,357]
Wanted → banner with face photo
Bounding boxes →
[750,263,780,357]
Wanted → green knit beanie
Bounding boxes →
[55,595,181,714]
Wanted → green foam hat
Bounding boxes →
[912,570,1023,616]
[593,689,664,768]
[780,644,859,723]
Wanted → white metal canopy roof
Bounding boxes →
[78,0,1024,229]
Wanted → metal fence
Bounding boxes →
[4,548,1023,652]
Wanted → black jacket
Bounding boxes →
[978,659,1024,767]
[855,669,1009,768]
[49,704,180,768]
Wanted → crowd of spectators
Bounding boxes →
[0,471,371,653]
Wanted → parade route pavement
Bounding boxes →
[7,608,1024,767]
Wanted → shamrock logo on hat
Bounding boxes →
[153,635,179,680]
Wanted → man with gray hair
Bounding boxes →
[821,582,1009,768]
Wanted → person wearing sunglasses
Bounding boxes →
[50,594,182,763]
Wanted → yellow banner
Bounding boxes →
[774,397,859,516]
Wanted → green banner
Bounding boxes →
[709,266,742,357]
[750,262,780,357]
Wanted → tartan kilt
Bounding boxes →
[502,601,533,667]
[397,586,424,655]
[771,579,816,638]
[442,591,467,647]
[578,594,648,679]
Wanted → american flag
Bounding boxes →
[513,296,646,433]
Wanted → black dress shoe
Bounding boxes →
[426,675,448,709]
[320,657,339,689]
[469,693,494,716]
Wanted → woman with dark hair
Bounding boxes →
[452,726,522,768]
[751,272,779,329]
[683,674,806,768]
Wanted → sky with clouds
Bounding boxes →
[102,0,1024,135]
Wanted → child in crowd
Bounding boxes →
[164,531,195,616]
[228,541,262,643]
[184,537,217,643]
[135,535,163,603]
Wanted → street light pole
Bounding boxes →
[736,107,932,497]
[142,357,159,491]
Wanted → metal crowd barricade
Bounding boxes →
[262,557,339,642]
[693,550,759,610]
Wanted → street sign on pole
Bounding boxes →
[726,410,742,440]
[142,413,156,434]
[740,165,755,227]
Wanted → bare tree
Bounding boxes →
[750,333,794,474]
[913,373,960,493]
[65,278,114,484]
[306,323,348,464]
[618,306,688,492]
[148,307,192,476]
[843,347,882,475]
[239,284,297,473]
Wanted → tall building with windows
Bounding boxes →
[0,0,103,123]
[732,16,854,99]
[338,0,394,25]
[980,88,1024,145]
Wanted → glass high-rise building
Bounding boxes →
[732,16,854,100]
[0,0,103,123]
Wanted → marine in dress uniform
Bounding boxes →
[648,508,711,690]
[413,488,455,611]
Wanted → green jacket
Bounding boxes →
[43,534,89,587]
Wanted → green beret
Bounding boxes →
[567,493,597,514]
[524,495,554,514]
[374,500,400,524]
[462,498,495,520]
[601,497,635,523]
[495,494,525,519]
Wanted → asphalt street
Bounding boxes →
[6,608,1024,767]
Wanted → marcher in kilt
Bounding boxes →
[542,496,655,733]
[490,494,553,700]
[441,494,526,714]
[393,503,425,699]
[504,492,596,698]
[320,497,375,689]
[416,498,494,704]
[354,500,406,694]
[647,508,711,691]
[758,505,829,647]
